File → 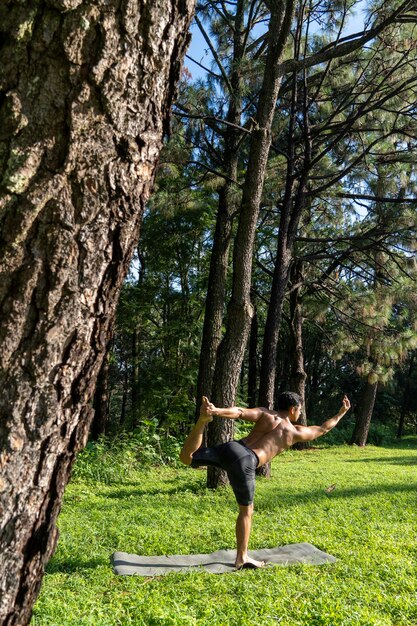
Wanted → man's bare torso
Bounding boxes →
[241,410,302,466]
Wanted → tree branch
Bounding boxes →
[185,54,222,80]
[337,193,417,204]
[278,0,415,76]
[174,109,250,134]
[194,14,234,93]
[187,160,241,187]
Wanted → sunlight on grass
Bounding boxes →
[32,442,417,626]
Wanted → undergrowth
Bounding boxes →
[73,428,182,484]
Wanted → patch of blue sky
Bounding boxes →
[185,0,368,82]
[347,197,370,221]
[184,26,213,83]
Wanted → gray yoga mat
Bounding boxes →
[111,543,336,576]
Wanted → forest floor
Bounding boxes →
[32,439,417,626]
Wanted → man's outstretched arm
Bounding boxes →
[204,397,265,422]
[294,396,351,443]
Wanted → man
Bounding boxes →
[180,391,351,569]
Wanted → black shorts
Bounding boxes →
[190,440,259,506]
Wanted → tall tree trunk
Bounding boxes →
[258,183,310,409]
[289,300,307,412]
[258,3,312,410]
[397,352,415,438]
[350,379,378,446]
[119,366,129,426]
[288,265,307,417]
[91,348,111,440]
[247,299,258,408]
[0,2,194,624]
[208,0,296,488]
[258,241,292,408]
[197,0,245,484]
[196,0,245,422]
[131,326,140,427]
[288,269,308,451]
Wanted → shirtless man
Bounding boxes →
[179,391,351,569]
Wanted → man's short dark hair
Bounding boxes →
[276,391,302,411]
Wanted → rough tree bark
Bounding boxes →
[0,1,194,624]
[208,0,296,488]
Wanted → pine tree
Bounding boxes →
[0,2,193,623]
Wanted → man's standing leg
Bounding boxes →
[180,399,264,569]
[179,397,212,466]
[235,504,264,569]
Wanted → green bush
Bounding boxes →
[366,421,397,446]
[316,419,397,447]
[73,426,182,484]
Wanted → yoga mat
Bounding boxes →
[112,543,336,576]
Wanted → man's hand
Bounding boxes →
[339,395,351,415]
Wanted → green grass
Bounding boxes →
[32,439,417,626]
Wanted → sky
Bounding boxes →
[185,1,368,81]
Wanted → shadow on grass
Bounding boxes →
[84,477,417,516]
[344,456,417,465]
[46,557,107,574]
[376,437,417,449]
[255,480,417,510]
[103,481,208,500]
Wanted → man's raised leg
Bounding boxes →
[235,504,265,569]
[179,397,212,466]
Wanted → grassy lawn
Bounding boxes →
[32,439,417,626]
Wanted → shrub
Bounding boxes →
[72,425,182,484]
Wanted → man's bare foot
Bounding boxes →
[235,555,266,570]
[199,396,213,423]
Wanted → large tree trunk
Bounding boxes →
[0,2,194,624]
[197,0,245,485]
[350,379,378,446]
[208,0,296,488]
[258,58,311,409]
